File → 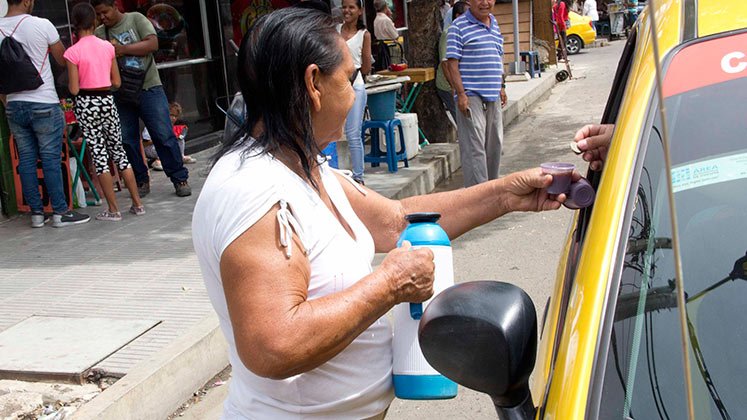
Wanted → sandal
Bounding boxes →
[152,160,163,171]
[183,156,197,164]
[96,210,122,221]
[129,205,146,216]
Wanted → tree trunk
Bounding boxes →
[533,0,558,64]
[406,0,456,143]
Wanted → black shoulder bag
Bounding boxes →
[106,26,152,105]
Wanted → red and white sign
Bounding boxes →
[663,31,747,98]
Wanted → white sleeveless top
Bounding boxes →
[345,29,366,86]
[192,147,394,419]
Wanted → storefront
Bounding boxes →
[0,0,249,216]
[36,0,232,137]
[1,0,395,216]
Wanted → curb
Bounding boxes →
[72,315,227,420]
[365,143,461,200]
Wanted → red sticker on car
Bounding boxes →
[663,31,747,98]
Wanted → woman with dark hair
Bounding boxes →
[338,0,370,184]
[193,7,572,418]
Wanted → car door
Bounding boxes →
[532,27,640,417]
[588,29,747,419]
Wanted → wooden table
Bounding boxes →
[377,67,435,83]
[376,67,434,114]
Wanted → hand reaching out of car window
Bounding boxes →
[573,124,615,171]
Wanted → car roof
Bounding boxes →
[697,1,747,37]
[535,1,747,419]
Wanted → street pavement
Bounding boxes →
[0,165,211,378]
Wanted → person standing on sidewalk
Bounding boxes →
[373,0,399,41]
[583,0,599,32]
[553,0,570,62]
[0,0,90,228]
[436,1,469,121]
[339,0,371,185]
[446,0,507,188]
[91,0,191,198]
[65,2,145,221]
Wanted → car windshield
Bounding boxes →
[598,34,747,419]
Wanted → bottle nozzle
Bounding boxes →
[563,178,595,209]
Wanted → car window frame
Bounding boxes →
[586,27,747,419]
[536,27,641,420]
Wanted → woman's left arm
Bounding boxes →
[66,60,80,96]
[338,168,572,252]
[361,31,372,75]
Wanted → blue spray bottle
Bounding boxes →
[392,213,458,399]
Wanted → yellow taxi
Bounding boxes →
[419,0,747,418]
[565,11,597,54]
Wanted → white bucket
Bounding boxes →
[377,112,420,160]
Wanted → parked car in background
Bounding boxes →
[564,11,597,54]
[420,0,747,418]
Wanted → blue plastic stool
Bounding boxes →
[520,51,541,79]
[363,119,408,173]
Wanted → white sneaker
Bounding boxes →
[30,212,49,228]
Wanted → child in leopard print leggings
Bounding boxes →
[64,2,144,221]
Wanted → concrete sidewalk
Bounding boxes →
[0,68,558,420]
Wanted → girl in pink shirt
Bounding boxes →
[64,2,144,221]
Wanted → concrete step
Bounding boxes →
[588,39,609,48]
[365,143,461,199]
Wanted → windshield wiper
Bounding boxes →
[689,251,747,302]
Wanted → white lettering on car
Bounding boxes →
[721,51,747,74]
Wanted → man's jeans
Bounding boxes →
[116,85,188,185]
[5,101,69,214]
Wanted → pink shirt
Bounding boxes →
[63,35,115,89]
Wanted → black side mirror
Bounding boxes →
[418,281,537,420]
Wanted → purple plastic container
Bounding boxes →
[564,178,596,209]
[541,162,576,195]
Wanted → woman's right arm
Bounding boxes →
[66,60,79,96]
[220,203,435,380]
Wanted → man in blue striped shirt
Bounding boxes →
[445,0,507,187]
